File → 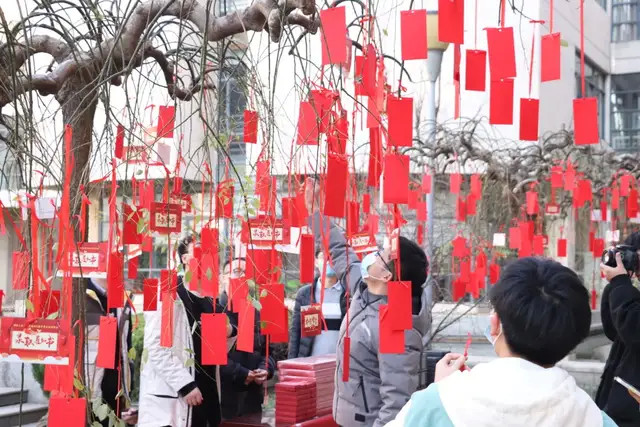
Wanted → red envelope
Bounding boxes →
[489,264,500,284]
[368,128,383,188]
[201,313,228,365]
[628,189,639,218]
[160,292,173,347]
[200,252,219,299]
[450,173,462,194]
[465,50,487,91]
[296,101,320,145]
[417,200,427,222]
[490,79,514,125]
[486,27,516,79]
[362,193,371,214]
[123,204,142,245]
[401,10,428,60]
[565,164,576,192]
[422,174,432,194]
[573,98,599,145]
[271,309,289,343]
[347,201,360,235]
[456,197,466,222]
[243,110,258,143]
[300,234,315,283]
[452,236,470,258]
[363,44,377,97]
[470,174,482,197]
[541,33,561,82]
[143,278,158,311]
[49,396,86,427]
[551,166,563,188]
[388,281,412,330]
[366,94,381,129]
[128,256,138,280]
[557,239,568,257]
[157,105,175,138]
[324,153,349,218]
[246,248,271,285]
[229,277,249,312]
[215,180,234,219]
[187,258,201,293]
[12,251,29,290]
[383,154,409,205]
[533,235,544,256]
[387,96,413,147]
[509,226,521,250]
[115,124,124,159]
[237,298,255,353]
[320,6,347,65]
[310,90,333,133]
[592,238,605,258]
[379,304,405,353]
[526,190,539,215]
[520,98,539,141]
[44,335,75,394]
[612,187,620,210]
[96,316,117,369]
[620,175,632,197]
[301,304,322,337]
[466,193,477,216]
[601,201,608,222]
[260,283,286,335]
[408,190,419,210]
[354,55,365,96]
[107,252,124,309]
[438,0,464,44]
[452,279,465,301]
[201,227,219,254]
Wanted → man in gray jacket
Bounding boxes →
[305,179,431,427]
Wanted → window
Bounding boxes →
[596,0,607,10]
[219,0,250,15]
[611,73,640,152]
[219,71,247,172]
[612,0,640,42]
[575,54,607,139]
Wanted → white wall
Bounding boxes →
[612,41,640,74]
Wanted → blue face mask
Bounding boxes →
[360,251,378,280]
[325,262,336,277]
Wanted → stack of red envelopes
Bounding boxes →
[277,354,336,417]
[275,379,317,423]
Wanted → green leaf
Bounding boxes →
[93,422,104,427]
[136,217,146,234]
[115,388,124,400]
[128,347,136,361]
[96,403,110,421]
[184,270,193,284]
[246,279,257,289]
[561,39,569,47]
[91,397,102,414]
[142,348,149,364]
[184,348,195,354]
[250,297,262,311]
[73,377,85,391]
[46,311,59,320]
[260,288,268,298]
[25,299,34,313]
[260,320,267,330]
[205,268,213,281]
[184,358,195,368]
[383,28,388,36]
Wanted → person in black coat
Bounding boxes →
[218,258,275,420]
[596,238,640,427]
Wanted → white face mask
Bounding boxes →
[484,320,503,347]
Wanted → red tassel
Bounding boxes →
[115,124,125,159]
[591,288,597,310]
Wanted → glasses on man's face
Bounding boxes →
[375,250,393,274]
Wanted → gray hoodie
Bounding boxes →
[308,213,432,427]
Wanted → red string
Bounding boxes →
[500,0,506,28]
[580,0,585,96]
[550,0,554,33]
[475,0,479,48]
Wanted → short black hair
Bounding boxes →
[315,247,323,258]
[393,236,429,296]
[624,231,640,250]
[489,257,591,366]
[177,235,194,266]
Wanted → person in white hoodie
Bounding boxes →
[387,257,618,427]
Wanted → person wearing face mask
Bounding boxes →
[289,248,347,358]
[304,178,432,427]
[386,257,617,427]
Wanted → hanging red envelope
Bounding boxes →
[334,112,349,154]
[236,298,255,353]
[526,191,539,215]
[601,201,608,222]
[354,55,365,96]
[466,193,477,216]
[271,310,289,343]
[260,283,286,335]
[470,174,482,198]
[509,227,521,250]
[160,269,178,299]
[296,101,320,145]
[246,248,271,285]
[347,201,360,235]
[43,336,75,394]
[229,277,249,312]
[300,234,315,283]
[557,239,568,257]
[551,166,563,188]
[383,154,410,205]
[115,124,125,159]
[456,197,467,222]
[123,204,142,245]
[96,316,117,369]
[452,279,466,301]
[490,79,514,125]
[362,193,371,214]
[150,202,182,234]
[157,105,175,138]
[401,9,428,60]
[187,258,201,293]
[532,235,545,256]
[519,99,540,141]
[379,304,405,353]
[465,50,487,91]
[368,128,383,188]
[160,292,174,347]
[459,260,471,284]
[366,95,381,129]
[201,313,228,365]
[417,200,427,222]
[449,173,462,194]
[620,174,633,196]
[541,33,561,82]
[592,238,605,258]
[320,6,347,65]
[438,0,464,44]
[363,44,377,97]
[259,177,277,215]
[107,252,123,309]
[408,190,419,211]
[49,396,86,427]
[422,174,432,194]
[573,98,599,145]
[201,226,219,254]
[388,281,412,330]
[486,27,516,79]
[143,278,158,311]
[564,164,576,192]
[452,236,470,258]
[127,256,138,280]
[215,180,234,219]
[243,110,258,143]
[367,213,379,238]
[489,264,500,284]
[387,96,413,147]
[310,89,333,133]
[627,188,639,218]
[612,187,620,210]
[324,153,349,218]
[12,251,29,290]
[200,253,219,299]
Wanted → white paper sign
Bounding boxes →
[605,229,620,243]
[591,210,602,222]
[493,233,506,247]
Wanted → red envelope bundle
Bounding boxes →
[275,379,318,423]
[278,354,337,417]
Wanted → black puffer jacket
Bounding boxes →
[596,274,640,427]
[288,279,347,359]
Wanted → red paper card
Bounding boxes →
[363,193,371,214]
[379,304,405,353]
[573,98,599,145]
[470,174,482,197]
[520,98,539,141]
[123,204,142,244]
[466,193,477,216]
[452,236,470,258]
[115,124,124,159]
[324,153,348,218]
[388,281,412,330]
[450,173,462,194]
[354,55,365,96]
[533,235,545,256]
[620,175,632,197]
[593,238,605,258]
[49,396,86,427]
[260,283,286,335]
[200,253,219,299]
[201,226,219,254]
[310,89,332,133]
[320,6,347,65]
[12,251,29,290]
[565,164,576,192]
[44,335,75,394]
[387,96,413,147]
[160,292,173,347]
[107,252,123,309]
[509,226,521,250]
[363,44,377,97]
[347,201,360,235]
[489,264,500,284]
[300,234,315,283]
[366,94,381,129]
[612,187,620,210]
[128,256,138,280]
[486,27,516,79]
[526,191,539,215]
[215,180,234,219]
[187,258,201,292]
[628,189,639,218]
[465,50,487,91]
[201,313,228,365]
[541,33,561,82]
[96,316,117,369]
[490,79,514,125]
[417,200,427,222]
[401,10,428,60]
[557,239,568,257]
[243,110,258,143]
[246,248,272,285]
[160,269,178,298]
[237,299,255,353]
[439,0,464,44]
[368,128,383,188]
[143,278,158,311]
[271,309,289,343]
[150,202,182,234]
[551,166,563,188]
[456,197,467,222]
[383,154,410,205]
[157,105,175,138]
[296,101,320,145]
[301,304,322,337]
